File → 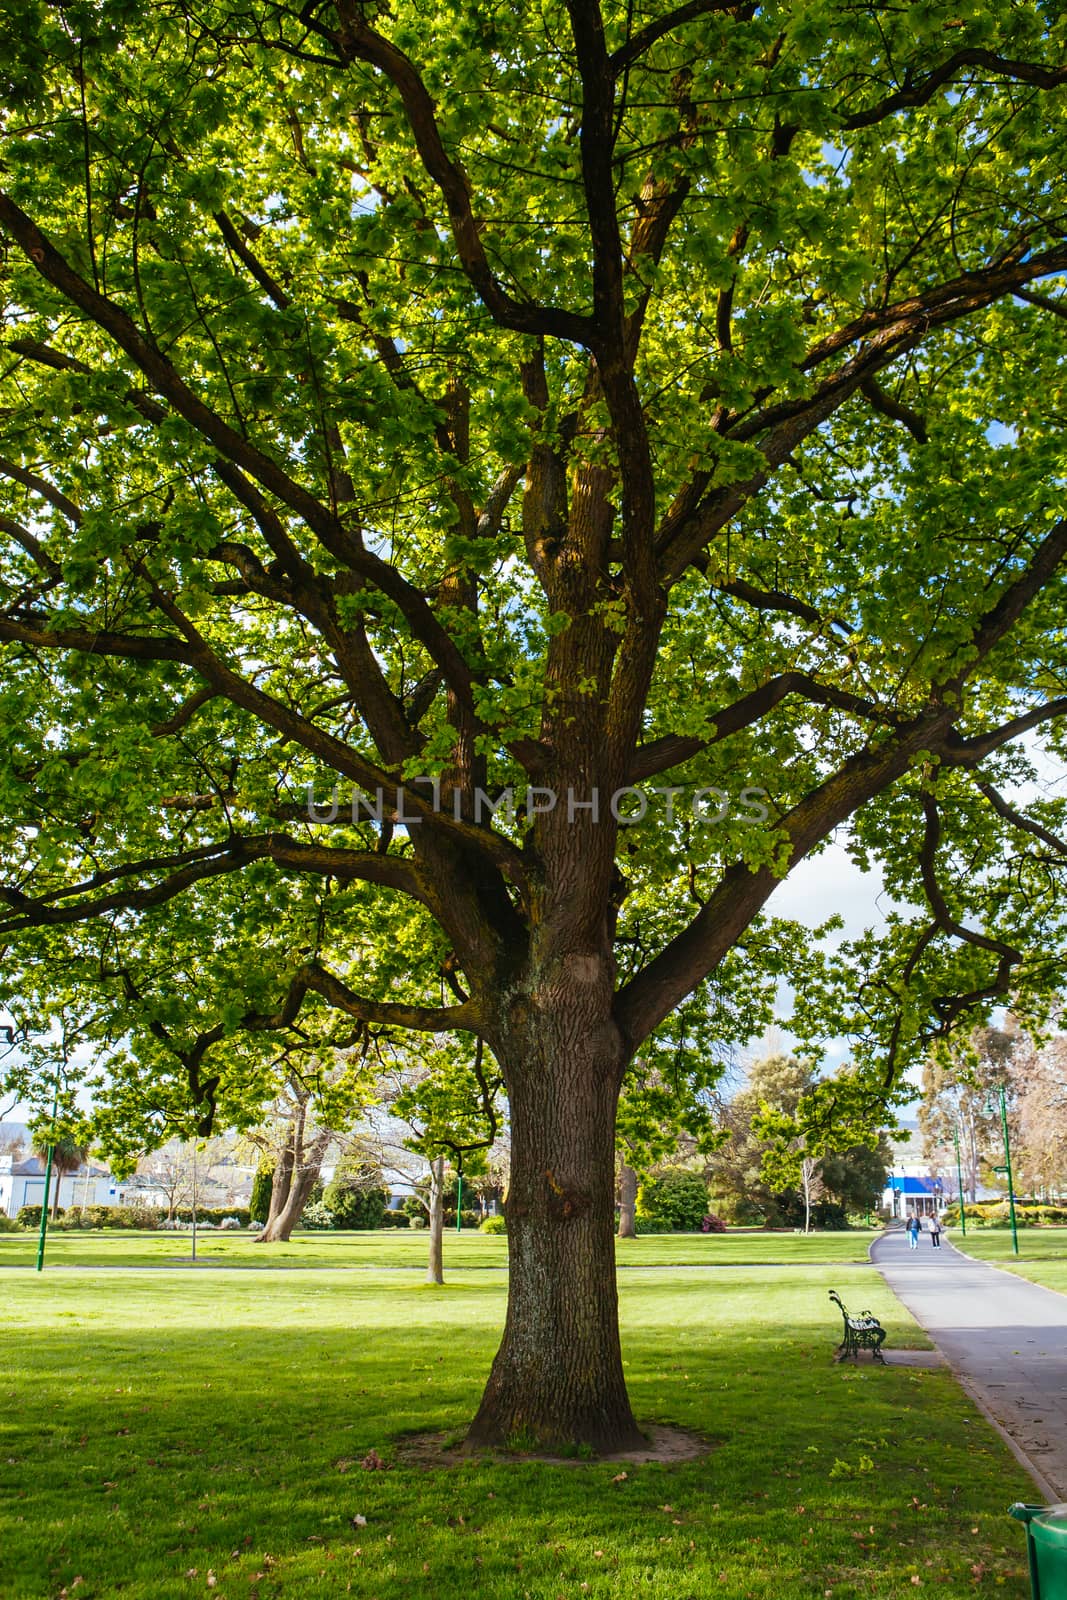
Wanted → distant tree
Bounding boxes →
[30,1131,88,1219]
[709,1052,889,1227]
[1013,1034,1067,1198]
[383,1038,503,1284]
[919,1025,1017,1202]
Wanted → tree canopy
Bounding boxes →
[2,0,1066,1448]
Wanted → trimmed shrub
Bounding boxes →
[701,1213,727,1233]
[249,1160,274,1224]
[300,1200,335,1230]
[480,1214,507,1234]
[0,1214,23,1233]
[408,1214,427,1228]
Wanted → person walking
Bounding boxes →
[906,1213,920,1249]
[929,1212,942,1248]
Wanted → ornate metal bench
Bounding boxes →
[829,1289,887,1364]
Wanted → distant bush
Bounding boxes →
[322,1181,387,1231]
[378,1209,410,1227]
[637,1169,710,1232]
[16,1206,50,1227]
[701,1213,727,1233]
[170,1207,250,1227]
[942,1199,1067,1228]
[0,1214,23,1233]
[480,1215,507,1234]
[300,1200,334,1230]
[443,1208,480,1229]
[634,1216,673,1234]
[408,1215,427,1229]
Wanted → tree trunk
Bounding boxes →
[256,1141,295,1242]
[426,1156,444,1284]
[257,1128,329,1242]
[262,1162,318,1241]
[617,1162,638,1239]
[466,985,643,1454]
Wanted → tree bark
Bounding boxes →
[617,1162,638,1239]
[467,967,643,1453]
[426,1156,444,1284]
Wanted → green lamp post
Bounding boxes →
[952,1122,967,1238]
[35,1078,60,1273]
[988,1083,1019,1257]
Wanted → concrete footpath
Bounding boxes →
[872,1228,1067,1500]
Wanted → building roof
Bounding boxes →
[11,1156,108,1178]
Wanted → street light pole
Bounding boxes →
[953,1122,967,1238]
[997,1083,1020,1257]
[191,1141,198,1263]
[35,1077,59,1273]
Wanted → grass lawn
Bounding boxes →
[0,1253,1034,1600]
[951,1226,1067,1293]
[0,1228,878,1272]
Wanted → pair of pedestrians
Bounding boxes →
[906,1212,942,1248]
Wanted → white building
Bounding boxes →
[0,1154,130,1218]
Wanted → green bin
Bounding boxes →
[1011,1504,1067,1600]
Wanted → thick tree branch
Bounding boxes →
[244,959,480,1036]
[974,779,1067,858]
[329,3,595,346]
[840,49,1067,131]
[213,210,292,309]
[0,603,526,883]
[657,245,1067,582]
[944,696,1067,765]
[0,451,81,525]
[0,191,478,706]
[0,834,427,933]
[609,0,747,74]
[628,671,894,783]
[0,513,61,578]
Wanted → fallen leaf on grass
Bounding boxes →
[351,1514,367,1528]
[611,1471,627,1483]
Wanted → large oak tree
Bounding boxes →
[2,0,1067,1449]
